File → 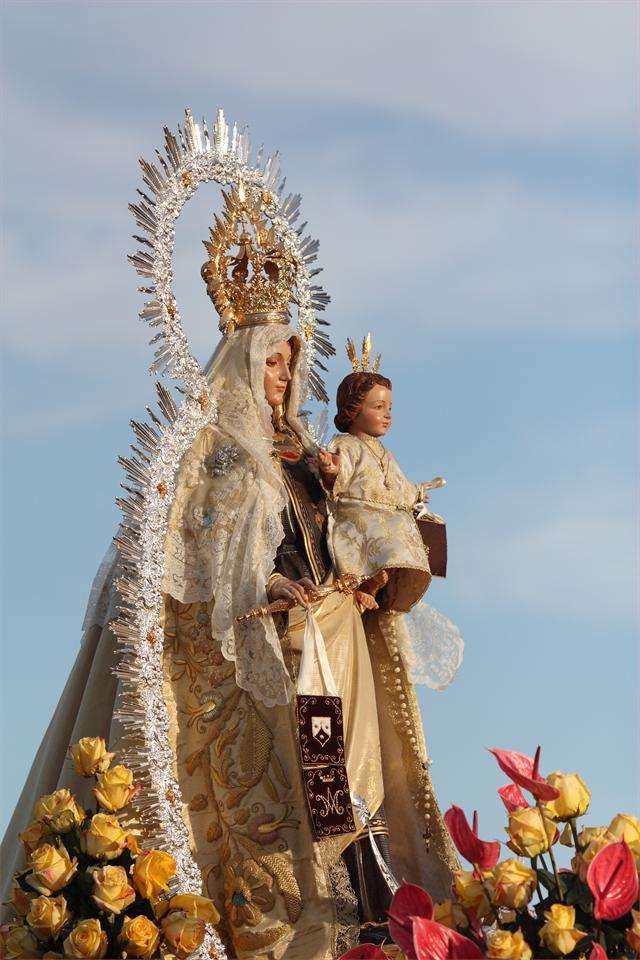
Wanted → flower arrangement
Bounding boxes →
[1,737,220,959]
[339,745,639,960]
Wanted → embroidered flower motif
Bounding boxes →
[206,444,240,477]
[224,860,275,927]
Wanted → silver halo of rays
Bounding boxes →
[112,108,334,960]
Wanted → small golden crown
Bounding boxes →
[345,332,381,373]
[201,182,299,336]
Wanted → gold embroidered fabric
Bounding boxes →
[326,434,431,611]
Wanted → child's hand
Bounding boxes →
[313,447,341,488]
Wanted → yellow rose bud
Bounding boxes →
[543,772,591,821]
[539,904,587,957]
[0,923,41,959]
[33,789,85,834]
[168,893,220,925]
[609,813,640,843]
[506,806,557,858]
[626,908,640,955]
[80,814,127,861]
[571,828,617,882]
[26,842,78,895]
[487,928,532,960]
[608,813,640,870]
[26,895,72,941]
[118,915,161,960]
[90,864,136,914]
[68,737,114,777]
[8,878,35,918]
[131,849,176,901]
[452,870,493,920]
[93,765,139,813]
[432,898,469,930]
[491,858,537,910]
[19,820,50,857]
[62,918,108,958]
[161,910,206,958]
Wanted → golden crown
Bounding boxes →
[201,182,299,336]
[345,332,382,373]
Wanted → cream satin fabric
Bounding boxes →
[286,591,385,853]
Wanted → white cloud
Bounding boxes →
[4,1,636,140]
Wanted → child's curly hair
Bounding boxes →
[334,372,392,432]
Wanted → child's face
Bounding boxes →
[350,384,392,437]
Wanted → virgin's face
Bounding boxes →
[264,339,293,408]
[349,384,392,437]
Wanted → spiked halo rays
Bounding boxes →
[346,332,382,373]
[112,108,335,960]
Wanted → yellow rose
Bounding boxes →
[118,915,161,960]
[543,772,591,821]
[90,864,136,914]
[432,898,469,930]
[8,878,35,918]
[33,789,85,834]
[62,918,108,958]
[80,814,127,861]
[19,820,50,857]
[558,822,574,847]
[453,870,493,920]
[506,807,557,857]
[161,911,206,958]
[131,849,176,900]
[571,828,617,882]
[609,813,640,869]
[26,842,78,895]
[0,923,41,958]
[68,737,114,777]
[168,893,220,924]
[539,904,587,957]
[487,928,532,960]
[93,765,138,813]
[626,908,640,954]
[26,895,72,941]
[491,858,537,910]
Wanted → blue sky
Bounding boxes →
[1,1,638,856]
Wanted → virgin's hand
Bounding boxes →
[268,576,318,607]
[355,590,379,613]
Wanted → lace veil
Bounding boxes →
[162,323,314,707]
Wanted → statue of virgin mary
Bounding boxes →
[1,109,460,960]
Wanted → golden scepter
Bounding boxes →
[236,573,362,622]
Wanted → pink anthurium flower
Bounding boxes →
[338,946,387,960]
[498,783,529,813]
[388,882,433,959]
[488,745,560,802]
[587,840,639,920]
[589,944,608,960]
[412,916,484,960]
[443,805,500,870]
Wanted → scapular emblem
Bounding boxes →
[311,716,331,745]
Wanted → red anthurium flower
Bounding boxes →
[587,840,639,920]
[388,882,433,959]
[443,805,500,870]
[488,745,560,802]
[589,944,608,960]
[412,917,484,960]
[497,783,529,813]
[338,946,387,960]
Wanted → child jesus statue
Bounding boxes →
[317,335,437,613]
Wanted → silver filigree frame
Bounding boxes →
[112,108,332,960]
